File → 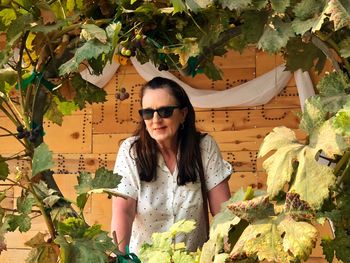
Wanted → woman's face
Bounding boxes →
[141,87,187,146]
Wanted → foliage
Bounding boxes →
[1,0,350,262]
[139,219,201,263]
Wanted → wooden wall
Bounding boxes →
[0,49,334,262]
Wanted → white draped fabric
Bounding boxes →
[80,56,315,110]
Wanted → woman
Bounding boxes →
[111,77,231,253]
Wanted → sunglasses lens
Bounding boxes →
[139,106,179,120]
[139,109,154,120]
[158,107,174,118]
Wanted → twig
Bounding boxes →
[311,33,341,72]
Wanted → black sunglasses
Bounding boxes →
[138,106,181,120]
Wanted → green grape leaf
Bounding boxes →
[333,100,350,136]
[0,8,16,26]
[257,18,294,53]
[213,253,229,263]
[44,97,64,126]
[299,96,328,134]
[32,143,54,178]
[241,10,269,43]
[200,239,217,263]
[270,0,290,13]
[290,147,335,209]
[76,193,88,211]
[169,219,196,235]
[259,126,337,208]
[25,232,59,263]
[186,0,212,13]
[56,99,79,115]
[291,17,320,35]
[230,217,293,262]
[278,217,318,261]
[332,228,350,262]
[258,126,299,157]
[6,14,33,47]
[0,68,17,94]
[293,0,326,20]
[339,37,350,58]
[50,206,75,223]
[32,181,58,200]
[218,0,252,11]
[0,158,9,181]
[311,119,348,158]
[24,232,47,248]
[76,0,83,9]
[66,0,75,12]
[106,22,122,61]
[284,192,315,221]
[227,195,275,223]
[211,188,248,231]
[42,195,61,208]
[0,208,9,254]
[172,250,196,263]
[140,250,171,263]
[59,39,111,76]
[57,217,87,238]
[81,24,107,44]
[171,0,187,14]
[162,37,200,66]
[69,74,107,109]
[316,71,350,96]
[17,196,35,214]
[7,214,31,232]
[231,216,317,263]
[202,60,223,80]
[323,0,350,31]
[25,244,59,263]
[259,131,302,198]
[284,37,326,73]
[74,167,121,195]
[321,236,335,263]
[55,226,114,263]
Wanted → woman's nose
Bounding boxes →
[152,111,162,121]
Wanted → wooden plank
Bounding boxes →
[92,86,301,134]
[0,113,92,154]
[0,186,14,210]
[85,194,112,232]
[93,133,131,154]
[6,155,116,175]
[0,248,30,262]
[103,68,257,95]
[229,172,259,193]
[93,105,301,134]
[212,128,306,151]
[213,47,256,69]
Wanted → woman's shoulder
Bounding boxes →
[119,136,139,149]
[199,133,218,152]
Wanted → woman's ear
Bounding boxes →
[181,107,188,122]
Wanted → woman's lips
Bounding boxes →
[153,126,166,131]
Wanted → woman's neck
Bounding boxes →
[157,139,178,174]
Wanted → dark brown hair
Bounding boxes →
[131,77,205,185]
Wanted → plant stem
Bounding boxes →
[0,125,27,149]
[311,34,341,72]
[336,158,350,186]
[17,32,31,130]
[0,102,20,126]
[4,95,24,124]
[334,151,350,176]
[5,177,29,191]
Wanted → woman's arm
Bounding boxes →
[111,196,137,253]
[207,177,231,216]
